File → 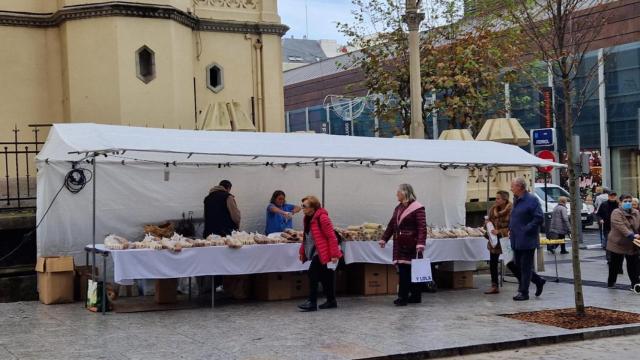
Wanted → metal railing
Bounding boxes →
[1,124,50,211]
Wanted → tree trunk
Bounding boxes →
[563,75,586,316]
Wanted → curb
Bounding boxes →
[357,324,640,359]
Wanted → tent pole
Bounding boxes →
[486,167,491,214]
[92,154,96,282]
[322,158,326,206]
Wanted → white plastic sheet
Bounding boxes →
[37,162,468,263]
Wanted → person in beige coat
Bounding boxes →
[606,194,640,289]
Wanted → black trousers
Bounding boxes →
[397,264,422,301]
[307,256,336,304]
[547,234,566,252]
[608,252,640,287]
[489,253,500,285]
[513,249,544,296]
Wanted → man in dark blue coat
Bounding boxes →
[509,177,546,301]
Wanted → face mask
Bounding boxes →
[609,200,618,204]
[622,202,632,210]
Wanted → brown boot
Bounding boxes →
[484,284,499,294]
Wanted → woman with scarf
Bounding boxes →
[484,190,512,294]
[379,184,427,306]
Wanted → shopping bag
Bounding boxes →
[411,258,432,283]
[86,279,109,312]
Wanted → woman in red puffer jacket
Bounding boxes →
[379,184,427,306]
[297,195,343,312]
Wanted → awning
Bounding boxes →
[36,123,565,168]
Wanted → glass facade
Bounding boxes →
[285,41,640,194]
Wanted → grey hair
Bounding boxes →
[512,177,527,191]
[398,183,417,202]
[558,196,568,205]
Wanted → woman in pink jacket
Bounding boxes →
[379,184,427,306]
[298,195,343,312]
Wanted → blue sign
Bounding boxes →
[532,128,555,147]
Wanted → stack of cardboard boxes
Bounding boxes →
[36,255,474,306]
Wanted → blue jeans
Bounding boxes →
[513,249,544,296]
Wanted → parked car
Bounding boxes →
[533,183,594,228]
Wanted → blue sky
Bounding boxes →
[278,0,352,43]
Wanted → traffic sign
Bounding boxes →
[536,150,555,173]
[532,128,555,147]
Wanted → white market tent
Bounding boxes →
[38,123,563,167]
[35,123,564,262]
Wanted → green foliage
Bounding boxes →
[337,0,525,136]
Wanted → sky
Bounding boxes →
[278,0,352,43]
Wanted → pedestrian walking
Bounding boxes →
[379,184,427,306]
[508,177,546,301]
[597,191,619,250]
[484,190,512,295]
[297,195,342,312]
[547,196,570,254]
[606,194,640,290]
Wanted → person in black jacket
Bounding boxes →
[203,180,241,237]
[597,191,619,247]
[597,191,621,273]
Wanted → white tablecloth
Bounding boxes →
[343,238,490,264]
[101,244,309,284]
[95,237,491,284]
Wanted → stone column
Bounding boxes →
[403,1,425,139]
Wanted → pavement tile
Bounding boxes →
[3,240,640,360]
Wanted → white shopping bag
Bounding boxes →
[411,258,432,283]
[486,221,499,248]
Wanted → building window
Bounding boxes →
[136,46,156,84]
[206,63,224,93]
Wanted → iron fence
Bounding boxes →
[1,124,50,211]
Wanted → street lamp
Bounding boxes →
[403,0,425,139]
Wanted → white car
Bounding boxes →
[532,183,594,228]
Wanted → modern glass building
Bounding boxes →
[284,38,640,197]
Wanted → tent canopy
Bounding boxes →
[37,123,565,167]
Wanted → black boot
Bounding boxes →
[535,279,546,297]
[319,300,337,309]
[393,298,408,306]
[297,300,317,312]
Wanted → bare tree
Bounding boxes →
[504,0,608,315]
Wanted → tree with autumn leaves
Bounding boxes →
[337,0,525,136]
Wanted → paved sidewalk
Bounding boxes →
[459,333,640,359]
[1,270,639,360]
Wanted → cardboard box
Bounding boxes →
[155,278,178,304]
[117,284,139,298]
[254,273,291,301]
[290,272,309,299]
[435,270,474,289]
[223,275,253,300]
[74,265,98,302]
[36,256,75,305]
[438,261,477,272]
[387,265,399,295]
[348,264,388,295]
